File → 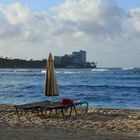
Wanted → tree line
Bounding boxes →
[0,57,46,68]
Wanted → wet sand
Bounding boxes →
[0,104,140,140]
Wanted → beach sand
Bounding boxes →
[0,104,140,140]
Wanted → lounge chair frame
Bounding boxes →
[14,101,88,117]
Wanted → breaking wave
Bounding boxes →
[121,67,134,70]
[64,71,81,74]
[41,70,46,74]
[91,68,108,72]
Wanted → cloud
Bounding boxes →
[0,3,30,24]
[0,0,140,67]
[128,8,140,32]
[55,0,125,36]
[0,1,127,42]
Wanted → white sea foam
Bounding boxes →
[64,71,81,74]
[121,67,134,70]
[56,71,61,74]
[41,70,60,74]
[41,70,46,74]
[91,68,108,72]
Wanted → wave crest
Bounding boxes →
[121,67,134,70]
[91,68,108,72]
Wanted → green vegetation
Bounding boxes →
[0,57,46,68]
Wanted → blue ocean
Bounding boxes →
[0,68,140,109]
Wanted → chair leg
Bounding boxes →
[45,108,48,115]
[55,109,58,114]
[73,106,77,116]
[68,107,72,117]
[61,108,64,118]
[86,102,88,113]
[49,109,52,116]
[30,109,34,115]
[24,109,27,115]
[36,109,40,116]
[40,108,44,116]
[15,108,20,117]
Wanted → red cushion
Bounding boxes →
[60,99,74,105]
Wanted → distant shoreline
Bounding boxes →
[0,67,96,69]
[0,57,96,69]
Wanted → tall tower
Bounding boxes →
[72,50,86,65]
[80,50,86,63]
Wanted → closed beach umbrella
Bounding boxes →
[44,53,58,101]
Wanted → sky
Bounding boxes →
[0,0,140,67]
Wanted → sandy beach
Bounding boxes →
[0,104,140,140]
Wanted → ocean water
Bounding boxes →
[0,68,140,109]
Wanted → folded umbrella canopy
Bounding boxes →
[45,53,58,101]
